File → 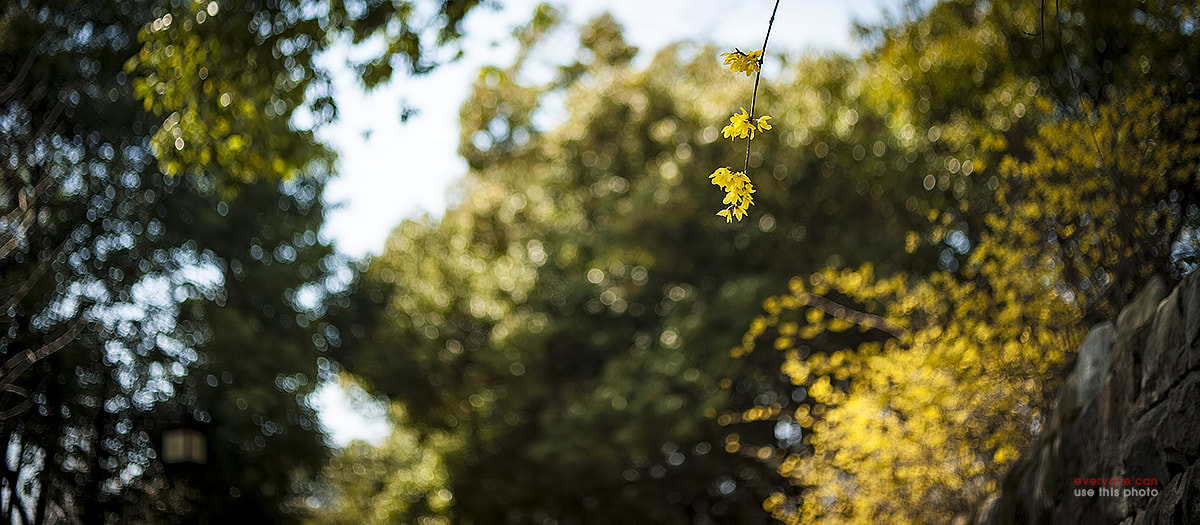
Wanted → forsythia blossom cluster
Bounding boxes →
[710,49,773,223]
[721,49,762,76]
[722,107,772,140]
[709,167,755,222]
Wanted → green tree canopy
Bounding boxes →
[321,8,964,523]
[1,0,486,522]
[321,2,1200,524]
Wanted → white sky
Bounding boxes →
[313,0,904,447]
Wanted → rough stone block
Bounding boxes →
[1117,276,1167,334]
[971,273,1200,524]
[1099,335,1142,457]
[1054,372,1081,429]
[1139,458,1200,524]
[1075,321,1116,406]
[1156,372,1200,478]
[1122,402,1171,496]
[1180,271,1200,352]
[1141,285,1188,407]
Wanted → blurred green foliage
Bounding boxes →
[320,8,952,524]
[320,1,1200,524]
[310,404,460,525]
[0,0,483,523]
[124,0,484,186]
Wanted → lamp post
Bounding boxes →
[162,424,207,465]
[158,411,211,524]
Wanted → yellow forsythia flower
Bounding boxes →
[721,49,763,76]
[710,167,756,222]
[710,47,770,223]
[722,107,754,139]
[722,108,774,140]
[755,115,772,132]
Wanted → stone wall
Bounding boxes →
[974,273,1200,524]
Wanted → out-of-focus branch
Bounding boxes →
[794,290,908,340]
[0,317,87,420]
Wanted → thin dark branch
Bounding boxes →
[794,290,909,340]
[0,165,57,227]
[0,397,36,421]
[0,48,38,104]
[0,235,72,316]
[1054,0,1105,166]
[0,384,28,396]
[743,0,782,176]
[0,171,61,262]
[0,317,88,412]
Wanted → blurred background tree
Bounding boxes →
[0,0,484,522]
[319,7,954,524]
[318,1,1199,524]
